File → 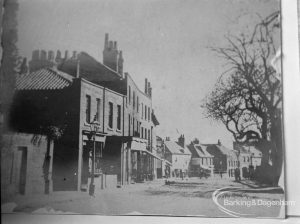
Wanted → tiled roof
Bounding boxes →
[16,68,73,90]
[165,141,191,155]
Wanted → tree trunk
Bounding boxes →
[270,116,283,186]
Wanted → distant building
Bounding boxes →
[164,135,191,178]
[204,140,239,178]
[187,143,214,177]
[233,142,263,178]
[155,136,169,178]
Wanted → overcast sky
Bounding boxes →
[16,0,280,147]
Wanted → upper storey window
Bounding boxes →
[128,86,131,104]
[86,95,91,123]
[133,91,135,109]
[109,102,113,129]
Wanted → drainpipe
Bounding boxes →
[122,96,125,136]
[77,79,82,191]
[103,87,105,133]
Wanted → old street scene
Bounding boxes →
[1,0,284,218]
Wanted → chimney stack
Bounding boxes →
[118,50,124,77]
[76,59,80,78]
[72,51,77,59]
[103,33,123,76]
[40,50,47,61]
[145,78,148,95]
[64,50,69,60]
[149,87,152,98]
[19,58,28,74]
[109,41,113,49]
[48,50,54,61]
[104,33,109,49]
[148,82,151,97]
[55,50,62,63]
[32,50,40,60]
[178,134,185,148]
[218,139,221,146]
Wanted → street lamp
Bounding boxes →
[88,116,99,196]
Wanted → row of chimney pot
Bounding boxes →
[31,49,78,62]
[30,34,151,98]
[104,33,118,50]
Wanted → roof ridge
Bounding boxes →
[45,67,74,83]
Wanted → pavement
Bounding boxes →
[1,177,284,217]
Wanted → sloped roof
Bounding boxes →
[194,144,214,157]
[58,52,127,94]
[204,143,237,158]
[16,68,73,90]
[165,141,191,155]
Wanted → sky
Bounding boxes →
[16,0,280,148]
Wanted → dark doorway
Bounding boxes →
[18,147,28,195]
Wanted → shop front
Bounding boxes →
[81,131,106,193]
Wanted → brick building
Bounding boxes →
[9,33,160,193]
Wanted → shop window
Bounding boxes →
[94,142,104,174]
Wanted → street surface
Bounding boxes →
[3,177,284,217]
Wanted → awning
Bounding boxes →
[145,150,163,160]
[163,159,172,166]
[130,138,147,152]
[82,134,106,143]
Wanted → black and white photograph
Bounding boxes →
[1,0,292,220]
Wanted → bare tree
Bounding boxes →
[203,11,282,185]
